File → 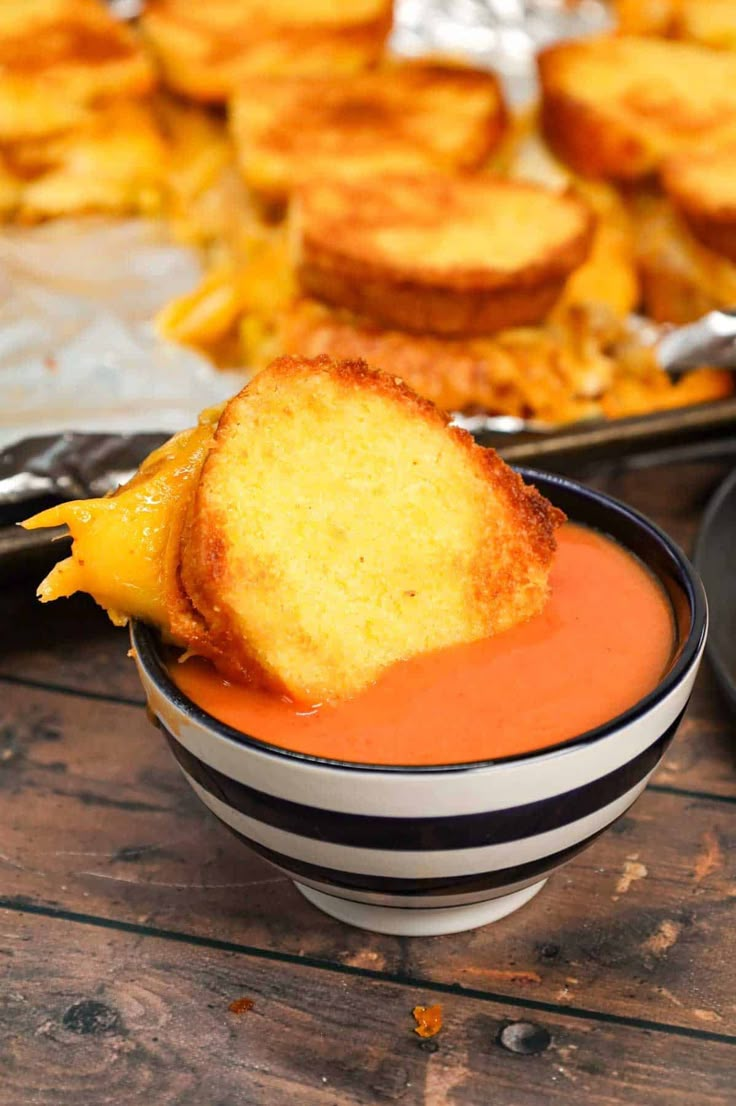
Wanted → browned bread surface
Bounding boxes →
[632,191,736,322]
[293,172,594,336]
[279,298,611,423]
[539,34,736,179]
[179,354,563,702]
[140,0,392,102]
[661,147,736,262]
[12,99,167,222]
[229,62,507,204]
[616,0,736,50]
[0,0,155,142]
[280,299,733,422]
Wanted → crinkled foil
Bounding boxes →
[0,431,166,507]
[392,0,611,104]
[0,0,612,516]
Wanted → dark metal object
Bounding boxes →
[694,468,736,719]
[0,431,167,505]
[486,398,736,473]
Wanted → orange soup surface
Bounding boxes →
[170,524,676,766]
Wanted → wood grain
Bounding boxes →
[2,908,735,1106]
[1,681,734,1035]
[0,584,142,703]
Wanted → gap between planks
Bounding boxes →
[3,898,736,1049]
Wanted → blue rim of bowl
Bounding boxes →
[131,468,708,775]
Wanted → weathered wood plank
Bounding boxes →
[1,683,734,1035]
[0,583,142,702]
[2,908,735,1106]
[654,662,736,799]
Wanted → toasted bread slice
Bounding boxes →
[539,35,736,179]
[180,355,563,702]
[617,0,736,50]
[279,299,612,423]
[502,131,640,318]
[279,298,732,423]
[661,147,736,262]
[229,62,507,206]
[293,172,593,336]
[140,0,392,102]
[673,0,736,48]
[632,191,736,322]
[14,99,166,222]
[0,0,155,142]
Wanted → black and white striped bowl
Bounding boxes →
[131,471,707,937]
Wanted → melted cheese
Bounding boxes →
[23,409,219,630]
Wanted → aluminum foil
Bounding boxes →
[392,0,612,103]
[0,431,166,508]
[0,218,241,453]
[0,0,612,514]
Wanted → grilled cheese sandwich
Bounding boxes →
[180,355,563,700]
[539,34,736,179]
[0,0,155,143]
[616,0,736,50]
[141,0,392,102]
[294,171,594,336]
[229,62,507,206]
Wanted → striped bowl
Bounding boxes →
[132,471,707,936]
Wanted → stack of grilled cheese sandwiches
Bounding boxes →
[0,1,733,424]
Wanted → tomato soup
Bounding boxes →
[170,524,675,766]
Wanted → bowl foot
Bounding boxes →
[294,879,547,936]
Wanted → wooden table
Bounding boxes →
[1,456,735,1105]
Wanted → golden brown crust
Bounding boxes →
[297,264,571,338]
[11,99,167,223]
[229,62,508,204]
[280,297,734,422]
[0,0,156,142]
[175,489,274,685]
[539,35,736,180]
[141,0,392,102]
[294,173,594,336]
[632,190,736,321]
[539,77,652,181]
[470,444,564,574]
[661,148,736,262]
